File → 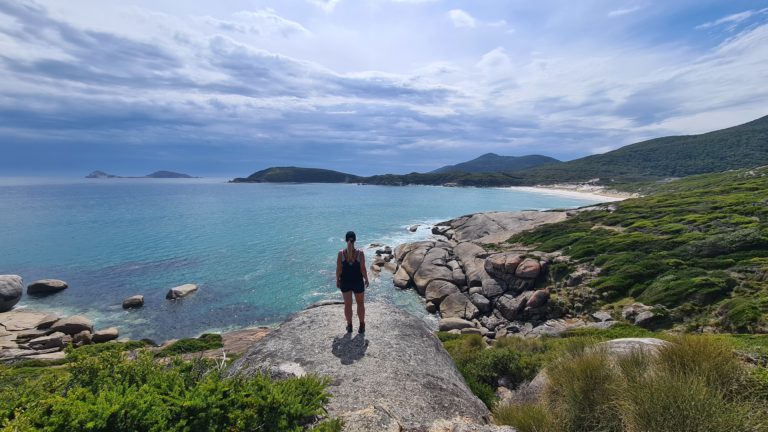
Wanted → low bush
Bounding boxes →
[495,335,767,432]
[0,349,337,432]
[156,333,223,357]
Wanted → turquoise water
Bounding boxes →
[0,178,606,340]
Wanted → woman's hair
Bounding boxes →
[345,231,356,242]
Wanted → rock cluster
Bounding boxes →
[369,244,396,274]
[0,311,119,361]
[386,211,624,339]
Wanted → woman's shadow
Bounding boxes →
[331,333,369,365]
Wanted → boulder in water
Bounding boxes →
[122,295,144,309]
[27,279,68,296]
[0,275,23,312]
[166,284,198,300]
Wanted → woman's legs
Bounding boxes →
[354,292,365,326]
[342,291,353,326]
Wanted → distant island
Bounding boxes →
[230,166,360,183]
[86,170,196,179]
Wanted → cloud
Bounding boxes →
[1,0,767,175]
[608,6,643,17]
[202,10,311,38]
[696,8,768,30]
[308,0,342,13]
[448,9,476,28]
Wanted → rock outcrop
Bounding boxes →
[27,279,68,296]
[122,295,144,309]
[166,284,198,300]
[0,310,117,361]
[0,275,23,312]
[228,302,494,430]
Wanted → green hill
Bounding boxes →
[431,153,560,174]
[230,166,361,183]
[508,166,768,332]
[520,114,768,184]
[362,114,768,187]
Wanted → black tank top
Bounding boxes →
[340,249,364,290]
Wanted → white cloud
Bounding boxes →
[696,8,768,30]
[448,9,476,28]
[202,10,311,38]
[308,0,342,13]
[608,6,642,17]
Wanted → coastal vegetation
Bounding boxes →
[508,166,768,331]
[439,327,768,431]
[0,344,340,432]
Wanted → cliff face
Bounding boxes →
[228,302,512,430]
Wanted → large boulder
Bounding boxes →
[49,315,93,335]
[122,295,144,309]
[166,284,198,300]
[29,332,68,350]
[469,293,492,314]
[413,248,454,295]
[496,294,528,321]
[228,303,492,430]
[484,253,524,282]
[27,279,68,296]
[443,211,568,244]
[425,280,461,306]
[401,245,430,277]
[92,327,119,343]
[439,318,475,331]
[514,259,541,279]
[0,275,23,312]
[393,266,412,289]
[440,292,479,320]
[454,243,487,287]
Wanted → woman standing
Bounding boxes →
[336,231,369,333]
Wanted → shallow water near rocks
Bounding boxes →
[0,178,605,340]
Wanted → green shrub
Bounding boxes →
[543,349,622,432]
[156,333,223,357]
[493,403,557,432]
[718,298,766,332]
[655,335,746,396]
[439,334,544,408]
[1,350,334,431]
[620,372,752,432]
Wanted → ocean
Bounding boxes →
[0,178,608,340]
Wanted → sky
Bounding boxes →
[0,0,767,177]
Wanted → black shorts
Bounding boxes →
[340,283,365,294]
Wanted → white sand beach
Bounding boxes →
[506,185,635,202]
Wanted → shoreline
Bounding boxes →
[506,185,636,201]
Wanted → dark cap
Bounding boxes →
[345,231,356,242]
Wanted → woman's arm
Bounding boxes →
[336,251,342,288]
[359,250,369,287]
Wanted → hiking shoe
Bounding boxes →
[358,323,365,334]
[346,323,353,333]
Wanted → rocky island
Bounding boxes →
[85,170,196,178]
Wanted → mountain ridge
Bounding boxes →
[431,153,561,174]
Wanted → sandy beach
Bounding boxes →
[506,185,636,202]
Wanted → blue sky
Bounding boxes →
[1,0,767,177]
